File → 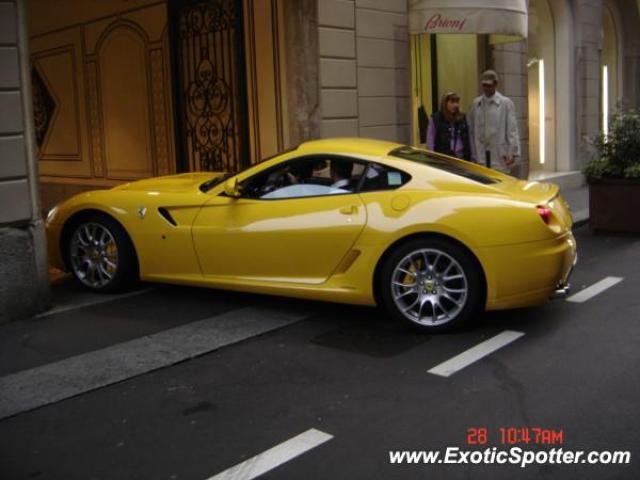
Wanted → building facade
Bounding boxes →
[0,0,49,322]
[1,0,639,320]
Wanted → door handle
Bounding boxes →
[339,205,358,215]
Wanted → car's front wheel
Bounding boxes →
[379,238,484,332]
[65,215,138,293]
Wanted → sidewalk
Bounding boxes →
[561,184,589,225]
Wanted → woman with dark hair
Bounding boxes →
[426,92,473,161]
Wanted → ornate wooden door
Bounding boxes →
[169,0,249,172]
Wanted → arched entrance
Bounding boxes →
[527,0,575,174]
[407,1,528,151]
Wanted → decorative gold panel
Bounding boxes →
[149,48,171,176]
[31,66,57,148]
[30,2,175,185]
[33,48,80,160]
[30,27,92,178]
[243,0,285,163]
[85,61,105,177]
[98,24,154,179]
[29,0,285,187]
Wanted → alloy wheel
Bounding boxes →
[70,222,119,288]
[390,248,468,326]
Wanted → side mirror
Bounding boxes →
[224,177,242,198]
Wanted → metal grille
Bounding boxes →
[170,0,247,172]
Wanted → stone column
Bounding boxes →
[619,0,640,109]
[0,0,49,322]
[318,0,359,137]
[355,0,410,143]
[316,0,411,143]
[283,0,321,145]
[574,0,604,169]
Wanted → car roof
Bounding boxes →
[296,137,404,158]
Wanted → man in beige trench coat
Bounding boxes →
[467,70,521,175]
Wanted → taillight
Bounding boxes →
[537,205,552,224]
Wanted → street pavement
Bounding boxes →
[0,225,639,480]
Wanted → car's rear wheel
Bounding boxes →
[66,215,138,293]
[379,238,484,332]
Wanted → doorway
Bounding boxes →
[168,0,250,173]
[410,33,486,147]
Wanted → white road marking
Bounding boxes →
[0,306,309,419]
[207,429,333,480]
[35,287,154,318]
[566,276,624,303]
[428,330,525,377]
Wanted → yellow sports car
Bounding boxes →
[46,138,576,332]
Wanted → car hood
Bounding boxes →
[113,172,225,194]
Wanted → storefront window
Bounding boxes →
[410,33,485,147]
[527,0,555,172]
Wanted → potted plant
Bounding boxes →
[584,108,640,233]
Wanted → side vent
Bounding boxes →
[334,249,361,274]
[158,207,177,226]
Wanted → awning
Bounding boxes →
[409,0,528,39]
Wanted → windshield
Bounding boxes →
[389,146,499,185]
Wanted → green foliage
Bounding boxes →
[584,108,640,179]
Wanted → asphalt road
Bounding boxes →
[0,225,639,480]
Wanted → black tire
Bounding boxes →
[64,214,139,293]
[379,237,485,333]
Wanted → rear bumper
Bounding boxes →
[480,231,577,310]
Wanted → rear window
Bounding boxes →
[360,162,411,192]
[389,146,499,185]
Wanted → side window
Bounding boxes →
[241,156,365,200]
[359,163,411,192]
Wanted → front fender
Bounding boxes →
[46,189,208,277]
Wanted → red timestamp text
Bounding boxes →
[466,427,564,445]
